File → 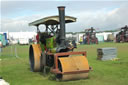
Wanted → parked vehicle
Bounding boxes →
[116,25,128,42]
[84,27,98,44]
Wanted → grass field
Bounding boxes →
[0,42,128,85]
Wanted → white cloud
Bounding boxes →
[1,15,44,32]
[67,5,128,32]
[1,3,128,32]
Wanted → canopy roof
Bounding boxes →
[29,15,76,26]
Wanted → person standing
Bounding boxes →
[79,36,83,44]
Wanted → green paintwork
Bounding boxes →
[39,36,56,53]
[50,48,57,53]
[39,42,45,51]
[46,37,54,49]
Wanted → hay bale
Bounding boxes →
[97,47,117,61]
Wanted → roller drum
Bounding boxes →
[58,56,89,80]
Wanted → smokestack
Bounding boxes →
[58,6,66,46]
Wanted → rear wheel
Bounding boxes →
[29,44,41,72]
[29,45,34,71]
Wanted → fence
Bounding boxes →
[0,45,29,58]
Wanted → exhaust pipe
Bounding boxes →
[58,6,66,46]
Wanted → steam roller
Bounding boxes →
[29,6,91,81]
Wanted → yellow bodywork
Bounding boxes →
[59,56,89,80]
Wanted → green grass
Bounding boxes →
[0,42,128,85]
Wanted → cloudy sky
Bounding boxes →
[1,0,128,32]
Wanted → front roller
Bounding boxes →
[51,52,90,81]
[29,44,42,72]
[58,56,89,80]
